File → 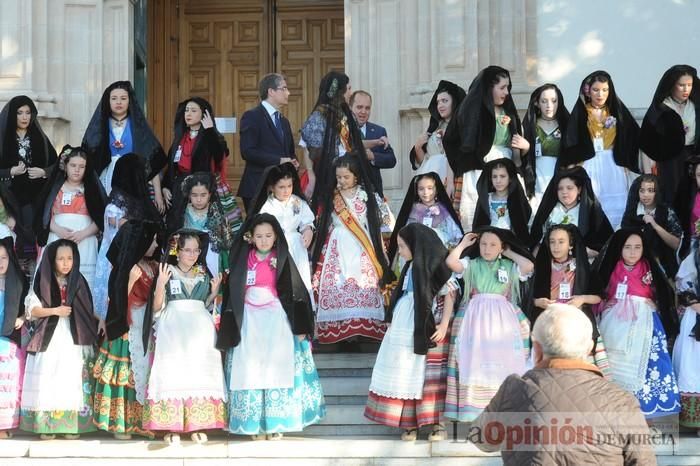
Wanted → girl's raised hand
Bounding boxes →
[157,262,172,287]
[460,232,478,248]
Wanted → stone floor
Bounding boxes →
[1,433,699,465]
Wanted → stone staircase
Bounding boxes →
[303,352,400,437]
[4,353,700,464]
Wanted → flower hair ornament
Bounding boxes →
[582,83,591,98]
[180,174,195,193]
[58,146,73,171]
[327,78,339,99]
[243,231,253,243]
[168,234,180,256]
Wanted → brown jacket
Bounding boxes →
[471,359,657,465]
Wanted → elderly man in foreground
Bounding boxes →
[470,304,657,465]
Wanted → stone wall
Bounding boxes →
[0,0,134,150]
[344,0,699,210]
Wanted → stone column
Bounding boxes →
[0,0,135,149]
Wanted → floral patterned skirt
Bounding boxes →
[632,314,681,418]
[93,333,153,437]
[20,321,96,434]
[0,339,24,430]
[313,227,387,344]
[225,337,325,435]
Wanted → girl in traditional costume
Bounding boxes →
[20,239,100,438]
[82,81,166,211]
[594,229,680,418]
[444,227,534,422]
[218,213,324,439]
[410,80,466,197]
[673,233,700,433]
[388,172,463,272]
[93,220,160,438]
[0,237,27,438]
[35,145,106,290]
[301,71,370,212]
[142,229,226,444]
[448,66,530,230]
[621,175,682,278]
[167,172,232,277]
[530,166,613,255]
[162,97,241,232]
[365,223,456,442]
[311,155,393,345]
[677,155,700,241]
[473,158,531,243]
[247,163,315,294]
[640,65,699,207]
[560,71,640,229]
[0,183,23,241]
[522,84,570,210]
[93,153,161,320]
[532,224,609,374]
[0,96,57,270]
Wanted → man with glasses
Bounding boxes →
[238,73,297,210]
[350,90,396,197]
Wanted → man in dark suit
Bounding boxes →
[350,90,396,197]
[238,73,297,210]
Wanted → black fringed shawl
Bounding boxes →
[217,213,314,349]
[386,223,452,355]
[26,239,97,353]
[560,71,640,172]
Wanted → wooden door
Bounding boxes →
[178,0,270,185]
[148,0,344,189]
[276,0,345,154]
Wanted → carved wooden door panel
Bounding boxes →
[178,0,270,185]
[150,0,344,189]
[276,0,345,152]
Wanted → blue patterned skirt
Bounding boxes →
[225,338,326,435]
[634,313,681,418]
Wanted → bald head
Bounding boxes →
[531,304,594,360]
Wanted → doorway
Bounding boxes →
[147,0,344,189]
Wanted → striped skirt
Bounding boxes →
[444,294,530,423]
[364,334,450,429]
[365,297,451,429]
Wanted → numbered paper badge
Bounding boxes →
[246,270,256,286]
[593,137,605,153]
[61,191,73,206]
[558,282,571,300]
[422,216,433,227]
[169,279,182,295]
[615,282,628,300]
[497,267,509,284]
[173,146,183,163]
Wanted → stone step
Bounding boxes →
[319,404,370,425]
[321,376,371,397]
[0,434,687,462]
[317,367,373,377]
[324,395,369,405]
[300,424,401,437]
[314,353,377,369]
